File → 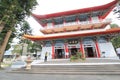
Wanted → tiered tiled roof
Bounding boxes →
[40,22,111,34]
[32,0,117,26]
[24,0,120,41]
[24,28,120,41]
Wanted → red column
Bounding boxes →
[95,40,101,58]
[52,21,54,28]
[65,43,69,58]
[63,18,66,26]
[89,16,92,23]
[80,40,85,58]
[52,43,55,59]
[98,16,102,22]
[43,23,47,28]
[76,16,79,24]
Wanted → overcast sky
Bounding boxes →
[27,0,120,35]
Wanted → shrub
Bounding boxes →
[70,51,86,61]
[70,55,77,61]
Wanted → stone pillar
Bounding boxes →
[22,43,28,56]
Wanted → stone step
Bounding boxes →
[31,69,120,72]
[9,59,120,75]
[31,65,120,71]
[31,67,120,71]
[10,70,120,75]
[40,58,120,63]
[31,64,120,69]
[9,64,120,75]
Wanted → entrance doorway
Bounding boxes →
[70,48,77,55]
[68,48,80,56]
[84,47,97,57]
[55,49,65,58]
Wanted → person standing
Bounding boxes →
[44,52,48,62]
[116,48,120,59]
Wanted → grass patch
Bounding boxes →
[1,62,12,68]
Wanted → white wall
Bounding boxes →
[99,42,118,58]
[40,47,52,60]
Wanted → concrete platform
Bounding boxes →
[32,58,120,65]
[8,58,120,75]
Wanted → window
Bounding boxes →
[45,41,51,47]
[47,23,53,29]
[98,37,107,43]
[54,18,63,25]
[91,17,99,23]
[65,15,76,23]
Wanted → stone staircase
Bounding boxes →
[29,64,120,75]
[9,58,120,75]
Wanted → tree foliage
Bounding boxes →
[0,0,38,68]
[12,44,22,55]
[0,24,16,50]
[111,36,120,49]
[27,41,42,58]
[16,21,41,56]
[110,23,120,49]
[110,24,119,28]
[28,42,42,54]
[0,0,37,25]
[17,21,32,42]
[0,0,37,50]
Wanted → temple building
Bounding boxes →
[24,0,120,60]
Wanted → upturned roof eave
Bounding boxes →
[24,27,120,41]
[32,0,117,20]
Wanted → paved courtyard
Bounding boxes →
[1,58,120,80]
[0,68,120,80]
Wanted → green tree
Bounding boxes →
[17,21,42,57]
[0,0,38,68]
[12,44,22,56]
[0,25,16,51]
[111,36,120,49]
[110,23,120,49]
[0,0,37,27]
[110,24,119,28]
[28,42,42,59]
[17,21,32,55]
[18,21,32,43]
